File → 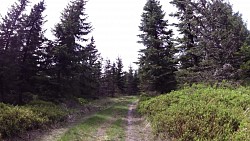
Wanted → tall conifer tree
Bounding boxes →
[171,0,249,82]
[0,0,29,103]
[53,0,92,97]
[138,0,176,93]
[115,57,125,94]
[17,1,46,103]
[84,37,102,96]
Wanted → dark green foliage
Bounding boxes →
[52,0,92,97]
[0,100,68,138]
[0,103,46,138]
[0,0,29,103]
[124,66,139,95]
[171,0,249,84]
[170,0,201,69]
[100,58,130,96]
[138,84,250,140]
[81,37,102,96]
[18,1,47,104]
[76,97,89,105]
[0,0,47,104]
[26,100,68,123]
[202,1,248,67]
[138,0,177,93]
[100,59,115,97]
[240,40,250,79]
[115,57,125,94]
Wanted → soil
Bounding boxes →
[125,101,155,141]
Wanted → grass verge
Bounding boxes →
[106,119,125,141]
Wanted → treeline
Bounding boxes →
[1,0,250,104]
[0,0,138,105]
[137,0,250,94]
[101,59,139,97]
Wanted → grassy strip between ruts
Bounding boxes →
[58,96,137,141]
[105,105,129,141]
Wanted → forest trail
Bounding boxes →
[54,96,155,141]
[7,96,155,141]
[125,101,154,141]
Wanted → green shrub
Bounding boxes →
[26,100,68,124]
[0,103,46,137]
[76,97,89,105]
[138,84,250,140]
[139,93,153,102]
[0,100,69,138]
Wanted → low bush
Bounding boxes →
[0,103,46,137]
[138,84,250,140]
[76,97,89,105]
[26,100,68,124]
[0,100,68,138]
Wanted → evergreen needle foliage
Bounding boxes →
[138,0,177,93]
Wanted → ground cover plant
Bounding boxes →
[138,84,250,140]
[0,100,68,139]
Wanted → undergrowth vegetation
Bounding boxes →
[0,100,68,139]
[26,100,68,124]
[138,84,250,140]
[0,103,44,138]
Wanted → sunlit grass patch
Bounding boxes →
[106,119,126,141]
[58,96,138,141]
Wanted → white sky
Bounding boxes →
[0,0,250,70]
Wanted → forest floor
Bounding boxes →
[5,96,156,141]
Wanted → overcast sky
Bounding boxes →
[0,0,250,70]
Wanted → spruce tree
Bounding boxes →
[53,0,92,97]
[204,1,248,68]
[84,37,102,96]
[170,0,201,69]
[125,66,139,95]
[171,0,249,82]
[132,70,139,94]
[115,57,125,94]
[239,32,250,79]
[101,59,115,97]
[0,0,29,103]
[138,0,177,93]
[111,62,117,96]
[17,1,46,103]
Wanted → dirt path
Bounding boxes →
[125,100,155,141]
[95,117,113,141]
[6,97,156,141]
